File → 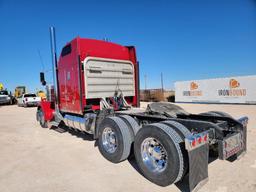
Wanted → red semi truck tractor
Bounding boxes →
[37,27,248,191]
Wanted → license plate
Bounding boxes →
[223,133,243,159]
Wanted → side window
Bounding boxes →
[61,44,72,57]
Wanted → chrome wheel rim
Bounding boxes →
[141,137,168,173]
[102,127,117,153]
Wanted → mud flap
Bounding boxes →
[236,120,247,160]
[238,116,248,154]
[188,143,209,191]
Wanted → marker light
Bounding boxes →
[204,135,208,142]
[185,131,209,151]
[198,137,202,144]
[192,139,196,147]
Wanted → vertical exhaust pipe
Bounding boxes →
[49,26,59,111]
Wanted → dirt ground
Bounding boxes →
[0,103,255,192]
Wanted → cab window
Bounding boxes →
[61,44,72,57]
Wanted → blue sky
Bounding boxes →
[0,0,255,92]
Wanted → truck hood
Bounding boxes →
[0,95,9,98]
[0,95,10,101]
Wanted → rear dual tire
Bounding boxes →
[98,116,133,163]
[98,116,190,187]
[134,122,189,186]
[119,115,140,139]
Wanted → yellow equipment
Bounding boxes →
[37,90,46,99]
[15,86,26,98]
[0,83,3,91]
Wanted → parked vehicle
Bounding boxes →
[36,27,248,191]
[0,90,15,105]
[18,93,41,107]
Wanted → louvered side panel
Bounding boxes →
[84,59,135,99]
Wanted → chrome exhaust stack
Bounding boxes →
[49,26,59,111]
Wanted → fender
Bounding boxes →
[38,100,55,121]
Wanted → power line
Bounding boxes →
[37,49,45,72]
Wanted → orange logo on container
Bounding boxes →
[229,79,240,88]
[183,82,202,96]
[218,78,246,97]
[190,82,198,90]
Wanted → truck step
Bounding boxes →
[51,126,67,133]
[49,121,60,127]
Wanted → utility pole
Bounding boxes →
[161,72,164,93]
[144,74,147,90]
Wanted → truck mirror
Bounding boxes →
[40,72,46,86]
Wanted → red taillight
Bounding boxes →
[204,135,208,142]
[185,132,209,151]
[192,139,196,147]
[198,137,202,144]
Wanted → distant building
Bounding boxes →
[140,89,175,102]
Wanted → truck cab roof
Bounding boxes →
[59,37,134,63]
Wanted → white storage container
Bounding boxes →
[175,75,256,104]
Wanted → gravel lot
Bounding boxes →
[0,103,255,192]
